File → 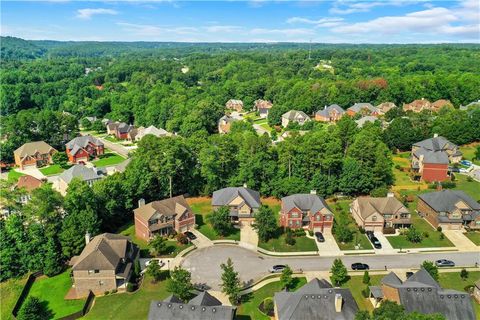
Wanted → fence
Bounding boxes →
[57,291,95,320]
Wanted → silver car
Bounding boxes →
[435,259,455,267]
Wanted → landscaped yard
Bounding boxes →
[7,169,24,182]
[39,164,66,176]
[453,174,480,201]
[392,152,428,191]
[84,274,171,320]
[27,270,86,319]
[0,275,28,320]
[459,143,480,165]
[464,231,480,245]
[258,232,318,252]
[342,274,384,312]
[92,152,126,167]
[236,277,307,320]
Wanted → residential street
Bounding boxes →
[181,245,480,290]
[93,136,131,158]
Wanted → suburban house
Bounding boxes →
[411,135,462,182]
[280,193,334,232]
[66,135,104,164]
[350,194,411,232]
[460,100,480,111]
[218,115,238,134]
[14,175,44,204]
[346,103,379,117]
[315,104,345,122]
[107,122,135,140]
[281,110,311,127]
[274,278,358,320]
[134,125,172,141]
[14,141,57,169]
[212,186,261,224]
[255,99,273,118]
[369,269,475,320]
[148,291,236,320]
[133,195,196,241]
[275,130,308,143]
[56,164,103,196]
[126,128,138,141]
[376,102,397,114]
[355,115,378,128]
[70,233,139,298]
[474,280,480,303]
[403,98,432,112]
[417,190,480,230]
[225,99,244,112]
[431,99,453,112]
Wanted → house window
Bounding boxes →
[372,216,377,221]
[291,213,298,218]
[288,220,293,226]
[316,215,321,221]
[296,221,300,226]
[88,270,99,274]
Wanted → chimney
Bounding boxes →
[310,190,317,195]
[433,133,438,138]
[335,293,343,312]
[138,198,145,208]
[243,183,247,188]
[387,192,394,198]
[85,231,91,245]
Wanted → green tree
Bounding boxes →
[253,205,277,242]
[330,258,348,286]
[335,220,354,243]
[208,206,232,236]
[406,226,423,243]
[372,300,405,320]
[17,297,51,320]
[475,145,480,161]
[146,260,162,283]
[91,120,105,133]
[220,258,242,304]
[362,270,371,285]
[460,268,468,281]
[280,265,294,290]
[150,235,168,256]
[52,152,69,169]
[421,261,439,281]
[168,267,194,302]
[339,158,374,195]
[80,118,92,130]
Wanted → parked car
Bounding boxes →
[351,263,369,270]
[145,259,165,268]
[184,231,197,240]
[435,259,455,267]
[269,265,287,273]
[459,168,469,173]
[366,231,382,249]
[460,160,472,166]
[449,167,460,173]
[315,232,325,242]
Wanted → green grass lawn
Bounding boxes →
[0,275,28,320]
[236,277,307,320]
[459,143,480,165]
[464,231,480,245]
[27,270,85,319]
[258,233,317,252]
[84,274,171,320]
[453,174,480,201]
[39,164,66,176]
[7,169,24,182]
[92,152,126,167]
[342,274,384,312]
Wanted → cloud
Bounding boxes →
[329,1,422,15]
[76,8,118,20]
[117,22,198,36]
[286,17,344,28]
[204,25,243,33]
[250,28,315,37]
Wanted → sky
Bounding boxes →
[1,0,479,43]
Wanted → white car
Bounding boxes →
[145,259,165,268]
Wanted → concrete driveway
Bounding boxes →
[313,230,341,256]
[443,230,478,250]
[374,232,395,254]
[240,223,258,249]
[190,229,213,248]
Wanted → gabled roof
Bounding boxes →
[376,102,397,113]
[355,116,378,128]
[15,175,43,192]
[188,291,222,306]
[413,136,458,152]
[66,135,104,155]
[315,104,345,117]
[72,233,132,271]
[431,99,453,110]
[413,149,449,164]
[348,103,377,113]
[403,268,440,289]
[219,115,237,124]
[381,272,402,287]
[354,196,409,219]
[255,99,273,110]
[59,164,102,184]
[14,141,56,158]
[418,190,480,213]
[282,110,310,121]
[282,194,332,215]
[212,187,261,209]
[134,195,192,222]
[117,123,135,134]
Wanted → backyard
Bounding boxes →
[391,151,428,191]
[0,275,28,320]
[92,152,126,167]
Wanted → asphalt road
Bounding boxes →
[181,245,480,290]
[96,136,131,158]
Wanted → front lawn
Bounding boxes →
[39,164,66,176]
[7,169,24,182]
[459,143,480,165]
[27,270,85,319]
[258,231,317,252]
[464,231,480,245]
[84,274,171,320]
[92,152,126,167]
[453,174,480,201]
[236,277,307,320]
[0,275,28,320]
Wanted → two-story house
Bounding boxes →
[376,102,397,114]
[134,125,172,141]
[66,135,104,164]
[56,164,104,196]
[346,103,379,117]
[134,195,196,241]
[350,194,411,232]
[403,98,432,113]
[226,99,244,112]
[107,122,135,140]
[315,104,345,122]
[70,233,139,298]
[411,134,462,182]
[212,186,261,225]
[280,193,334,232]
[14,141,57,169]
[14,175,44,204]
[417,190,480,230]
[218,115,238,134]
[281,110,311,127]
[255,99,273,118]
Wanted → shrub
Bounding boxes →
[395,164,402,170]
[359,227,366,234]
[285,231,296,246]
[439,233,445,240]
[361,286,370,298]
[441,181,456,189]
[176,233,189,245]
[436,226,442,232]
[308,230,313,237]
[104,291,110,295]
[383,227,395,235]
[126,282,134,292]
[460,268,469,281]
[466,176,473,182]
[406,227,423,243]
[370,187,388,197]
[111,289,117,294]
[294,229,306,237]
[262,298,274,316]
[422,231,429,238]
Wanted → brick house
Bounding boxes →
[403,98,433,113]
[14,141,57,169]
[107,122,135,140]
[218,115,238,134]
[369,269,475,320]
[66,135,104,164]
[315,104,345,122]
[350,194,411,232]
[14,175,44,204]
[70,233,139,298]
[134,195,195,241]
[411,135,462,182]
[281,110,311,127]
[255,99,273,118]
[346,103,379,117]
[226,99,244,112]
[212,186,261,225]
[417,190,480,230]
[280,193,334,232]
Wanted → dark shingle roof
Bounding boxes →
[134,195,192,222]
[381,272,402,287]
[212,187,261,209]
[418,190,480,213]
[348,103,377,113]
[413,149,449,164]
[66,135,104,156]
[281,194,332,215]
[413,136,458,152]
[315,104,345,117]
[188,292,222,307]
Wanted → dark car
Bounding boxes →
[315,232,325,242]
[184,231,197,241]
[435,259,455,267]
[366,231,382,249]
[269,265,287,273]
[351,263,369,270]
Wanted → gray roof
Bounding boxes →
[380,269,475,320]
[355,116,378,128]
[418,190,480,214]
[381,272,402,287]
[413,136,458,152]
[413,148,449,164]
[66,135,104,156]
[274,278,358,320]
[281,194,332,215]
[148,292,236,320]
[348,103,377,113]
[315,104,345,117]
[282,110,310,121]
[369,286,383,299]
[59,164,102,184]
[212,187,261,209]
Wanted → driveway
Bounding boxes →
[181,245,480,290]
[189,229,213,248]
[374,232,395,253]
[443,230,478,250]
[87,135,130,158]
[314,230,341,256]
[252,124,270,136]
[240,223,258,249]
[16,167,46,180]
